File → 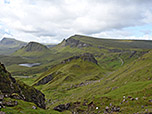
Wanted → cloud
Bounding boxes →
[0,0,152,43]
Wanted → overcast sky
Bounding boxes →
[0,0,152,43]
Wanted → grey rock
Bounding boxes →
[53,103,70,112]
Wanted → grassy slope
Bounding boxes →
[35,58,106,87]
[34,50,152,113]
[72,35,152,49]
[1,98,70,114]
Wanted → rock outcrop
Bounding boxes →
[61,35,92,48]
[53,103,70,112]
[0,62,46,109]
[61,53,98,65]
[34,74,54,86]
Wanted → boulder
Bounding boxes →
[53,103,70,112]
[3,101,18,107]
[32,106,37,109]
[0,111,6,114]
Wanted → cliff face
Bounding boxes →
[0,62,46,109]
[34,74,54,86]
[61,53,98,65]
[61,36,92,48]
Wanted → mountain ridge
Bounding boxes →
[0,37,27,46]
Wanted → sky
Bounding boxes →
[0,0,152,43]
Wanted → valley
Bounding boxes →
[1,35,152,114]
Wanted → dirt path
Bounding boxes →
[118,57,124,66]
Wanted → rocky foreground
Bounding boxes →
[0,62,46,109]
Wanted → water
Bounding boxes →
[19,63,41,67]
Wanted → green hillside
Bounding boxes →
[32,50,152,114]
[34,53,105,86]
[55,34,152,49]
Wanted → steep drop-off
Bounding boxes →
[0,62,46,109]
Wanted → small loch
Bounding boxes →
[19,63,41,67]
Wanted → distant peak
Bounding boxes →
[0,37,27,46]
[1,37,15,41]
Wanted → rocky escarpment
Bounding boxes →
[34,74,54,86]
[61,53,98,65]
[61,35,92,48]
[22,42,49,52]
[0,62,45,109]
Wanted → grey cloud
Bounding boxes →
[0,0,152,43]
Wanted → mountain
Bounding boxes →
[13,42,51,57]
[0,38,27,55]
[59,34,152,49]
[51,35,149,71]
[0,37,26,47]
